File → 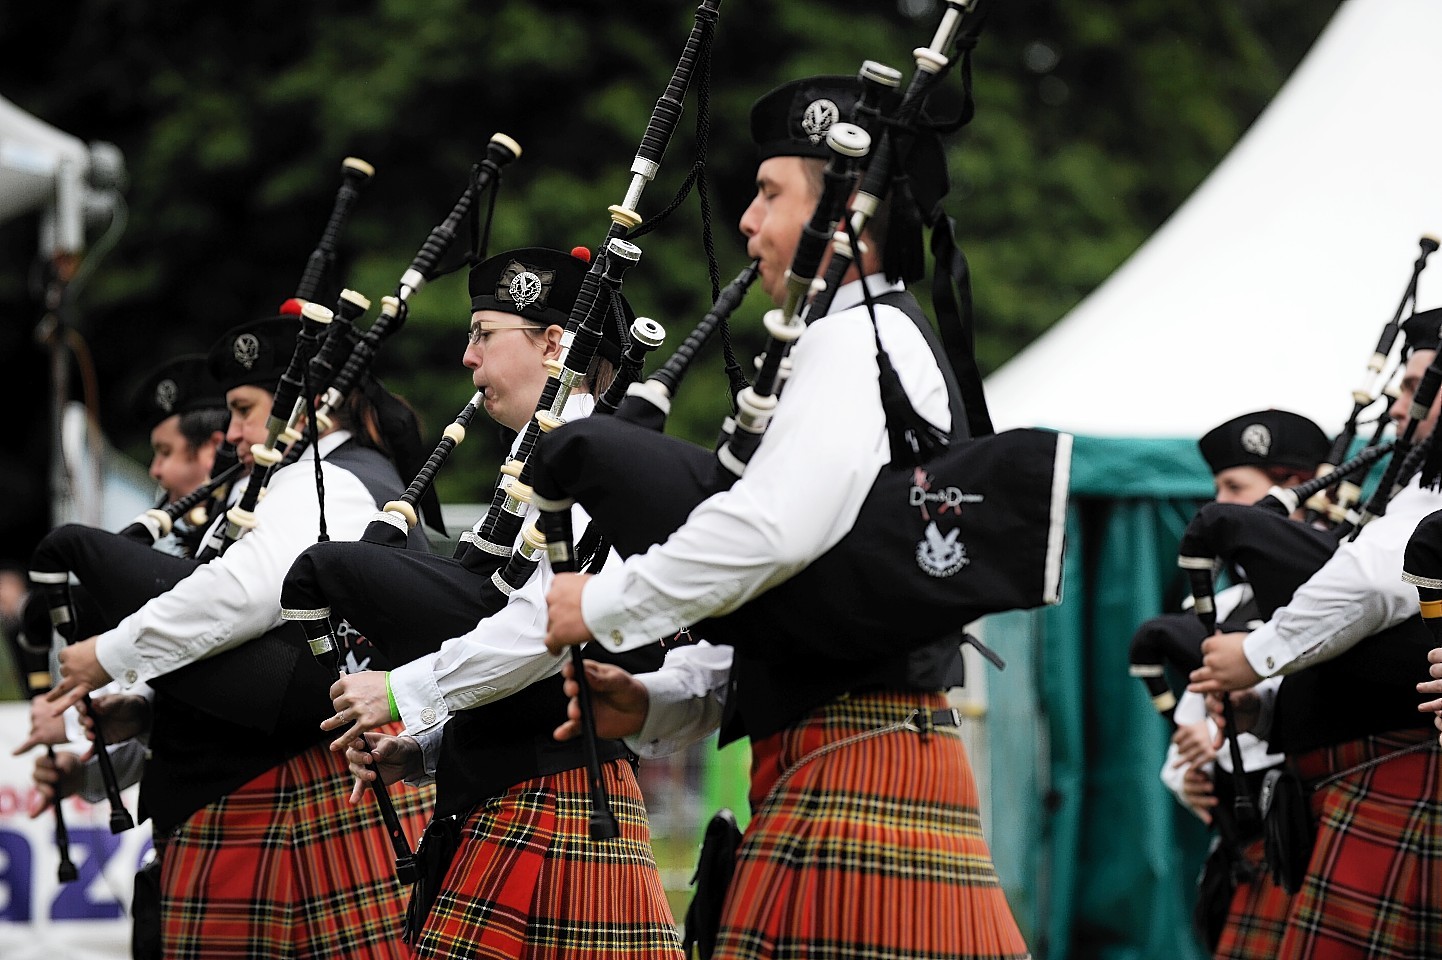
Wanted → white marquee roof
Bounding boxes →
[984,0,1442,438]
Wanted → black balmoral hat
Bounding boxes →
[207,316,299,393]
[1401,306,1442,356]
[129,354,226,430]
[748,74,949,218]
[468,246,632,363]
[1197,409,1330,474]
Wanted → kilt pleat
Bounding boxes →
[1278,729,1442,959]
[714,690,1030,960]
[1213,838,1292,960]
[414,758,683,960]
[161,727,431,960]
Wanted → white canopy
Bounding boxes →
[0,93,124,254]
[984,0,1442,439]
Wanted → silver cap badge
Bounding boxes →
[233,333,261,370]
[801,98,840,143]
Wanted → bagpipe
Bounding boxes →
[281,0,726,848]
[22,154,433,850]
[194,138,519,559]
[4,605,79,881]
[1145,236,1442,727]
[1302,235,1438,529]
[1173,509,1338,829]
[531,4,1066,678]
[1349,347,1442,537]
[279,0,728,653]
[118,444,242,552]
[22,155,379,841]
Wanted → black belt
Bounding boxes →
[911,706,965,735]
[434,727,633,819]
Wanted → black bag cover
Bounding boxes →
[682,809,743,960]
[534,418,1069,660]
[1176,503,1338,619]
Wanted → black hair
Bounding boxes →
[177,408,229,452]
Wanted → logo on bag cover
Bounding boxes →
[917,522,968,577]
[909,467,984,521]
[335,618,374,673]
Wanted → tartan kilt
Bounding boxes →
[713,690,1030,960]
[1278,728,1442,959]
[414,758,683,960]
[1213,837,1292,960]
[160,726,432,959]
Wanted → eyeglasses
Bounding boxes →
[466,319,541,346]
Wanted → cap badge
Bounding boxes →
[801,98,840,143]
[498,260,555,313]
[1241,424,1272,457]
[233,333,261,370]
[154,378,178,413]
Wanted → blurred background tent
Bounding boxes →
[983,0,1442,956]
[0,0,1391,957]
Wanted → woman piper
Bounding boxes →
[320,247,683,959]
[1156,408,1327,959]
[46,314,433,960]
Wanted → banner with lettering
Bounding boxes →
[0,702,149,960]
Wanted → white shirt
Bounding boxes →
[581,276,952,653]
[390,394,603,754]
[1242,478,1442,678]
[1160,584,1284,809]
[96,431,380,689]
[628,640,734,758]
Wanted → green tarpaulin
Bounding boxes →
[986,435,1220,959]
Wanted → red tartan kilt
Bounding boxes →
[1213,837,1292,960]
[715,690,1030,960]
[1278,729,1442,959]
[414,759,682,960]
[160,727,432,959]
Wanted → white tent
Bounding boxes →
[981,6,1442,953]
[985,0,1442,439]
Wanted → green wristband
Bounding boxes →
[385,672,400,722]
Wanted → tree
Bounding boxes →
[0,0,1339,542]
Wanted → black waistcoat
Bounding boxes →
[143,441,428,833]
[719,290,971,745]
[1271,613,1435,756]
[433,641,665,819]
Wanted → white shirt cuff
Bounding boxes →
[95,627,147,691]
[391,658,449,734]
[1242,624,1292,678]
[581,564,663,653]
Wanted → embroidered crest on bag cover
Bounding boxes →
[909,467,982,578]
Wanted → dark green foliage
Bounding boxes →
[0,0,1338,509]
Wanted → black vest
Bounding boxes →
[432,641,665,820]
[1271,613,1435,756]
[719,290,969,745]
[143,441,428,833]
